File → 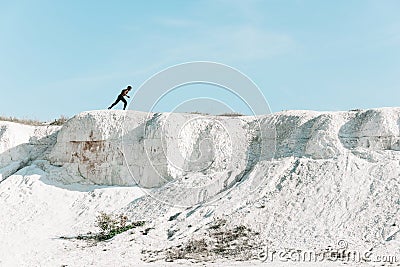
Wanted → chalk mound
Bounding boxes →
[1,108,399,265]
[48,108,399,189]
[0,121,59,182]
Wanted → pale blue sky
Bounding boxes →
[0,0,399,120]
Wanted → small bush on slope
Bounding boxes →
[49,115,69,125]
[93,212,145,241]
[61,212,145,242]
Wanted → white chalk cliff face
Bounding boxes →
[0,108,399,266]
[49,109,400,187]
[0,122,59,182]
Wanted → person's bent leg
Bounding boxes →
[108,98,121,109]
[122,98,127,110]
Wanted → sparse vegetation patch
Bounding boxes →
[61,212,145,243]
[49,115,69,125]
[0,115,44,126]
[218,112,244,117]
[143,218,262,263]
[0,115,69,126]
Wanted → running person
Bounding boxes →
[108,85,132,110]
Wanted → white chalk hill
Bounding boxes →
[0,108,399,266]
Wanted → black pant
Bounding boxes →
[109,95,127,110]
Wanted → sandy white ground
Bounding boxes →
[0,108,399,266]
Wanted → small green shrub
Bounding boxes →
[62,212,145,242]
[94,212,145,241]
